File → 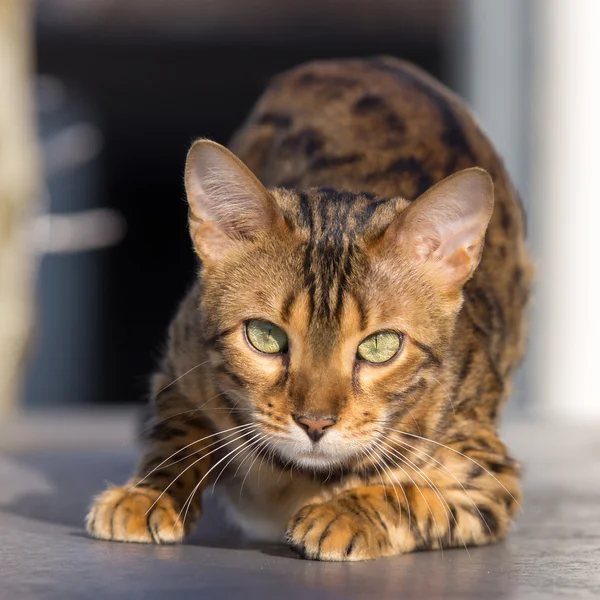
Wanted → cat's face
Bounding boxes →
[186,140,493,471]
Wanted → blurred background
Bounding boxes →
[1,0,598,424]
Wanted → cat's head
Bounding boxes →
[185,140,493,471]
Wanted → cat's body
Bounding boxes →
[87,57,532,561]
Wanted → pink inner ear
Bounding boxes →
[184,140,284,261]
[390,168,494,287]
[192,221,237,264]
[409,232,440,261]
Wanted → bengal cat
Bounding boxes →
[86,57,532,561]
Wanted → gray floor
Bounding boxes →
[0,412,598,599]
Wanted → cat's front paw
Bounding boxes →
[286,497,390,561]
[86,485,197,544]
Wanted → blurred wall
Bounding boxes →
[450,0,533,414]
[531,0,600,421]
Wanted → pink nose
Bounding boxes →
[293,414,337,443]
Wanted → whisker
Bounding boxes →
[360,442,405,526]
[379,440,469,554]
[138,408,204,437]
[234,434,272,480]
[176,431,264,533]
[147,425,259,474]
[389,429,520,509]
[372,440,445,554]
[139,388,246,438]
[404,407,423,436]
[429,376,455,413]
[394,438,493,539]
[211,434,266,493]
[239,435,274,498]
[154,360,211,397]
[372,418,450,440]
[144,427,257,514]
[131,422,256,489]
[361,444,387,490]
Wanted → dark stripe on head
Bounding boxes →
[203,326,237,348]
[215,363,248,390]
[413,340,442,367]
[334,247,353,321]
[280,291,296,324]
[355,295,369,332]
[298,192,317,322]
[391,377,427,402]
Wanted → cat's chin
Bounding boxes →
[272,441,355,472]
[268,430,361,472]
[290,452,344,471]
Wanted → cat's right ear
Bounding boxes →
[184,139,285,263]
[380,167,494,291]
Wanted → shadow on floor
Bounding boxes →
[0,448,284,555]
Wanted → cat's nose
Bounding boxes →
[293,414,337,443]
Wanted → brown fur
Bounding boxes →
[86,57,532,561]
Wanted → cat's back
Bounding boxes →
[232,57,505,199]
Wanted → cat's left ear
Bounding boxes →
[382,168,494,289]
[185,139,286,262]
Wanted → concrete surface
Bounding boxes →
[0,412,599,599]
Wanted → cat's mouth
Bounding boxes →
[292,448,341,470]
[269,433,361,472]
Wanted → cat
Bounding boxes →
[86,57,532,561]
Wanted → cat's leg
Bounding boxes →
[286,441,521,561]
[86,390,215,544]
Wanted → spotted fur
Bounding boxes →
[86,57,532,561]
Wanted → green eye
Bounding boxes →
[246,320,288,354]
[357,331,402,364]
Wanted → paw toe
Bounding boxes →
[286,503,370,561]
[86,486,188,544]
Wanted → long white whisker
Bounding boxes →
[389,429,520,508]
[139,387,247,439]
[239,436,274,498]
[361,443,404,526]
[379,440,469,554]
[176,431,264,532]
[372,440,445,554]
[394,438,493,538]
[234,436,267,479]
[148,425,258,474]
[362,444,387,490]
[429,376,455,413]
[404,407,423,436]
[211,434,266,493]
[380,440,452,529]
[138,408,204,437]
[154,360,211,397]
[145,427,257,514]
[131,422,256,489]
